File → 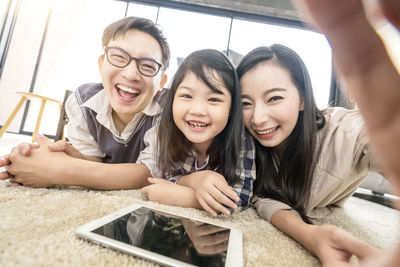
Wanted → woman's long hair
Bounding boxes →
[237,45,325,222]
[157,49,243,184]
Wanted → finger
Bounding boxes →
[214,181,240,202]
[148,177,169,184]
[34,133,51,146]
[209,186,238,210]
[0,171,11,180]
[199,231,230,246]
[0,155,10,167]
[47,141,65,152]
[194,238,229,255]
[202,193,231,215]
[11,146,18,154]
[331,228,381,260]
[197,197,218,217]
[49,141,82,158]
[196,224,228,236]
[18,142,39,156]
[11,182,22,187]
[140,185,150,194]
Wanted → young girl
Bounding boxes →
[237,44,383,264]
[139,49,255,216]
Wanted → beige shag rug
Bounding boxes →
[1,180,399,267]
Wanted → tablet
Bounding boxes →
[76,204,243,267]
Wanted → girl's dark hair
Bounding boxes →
[157,49,243,184]
[236,44,326,223]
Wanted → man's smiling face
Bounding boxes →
[98,29,165,124]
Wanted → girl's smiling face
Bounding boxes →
[172,71,231,154]
[241,62,304,154]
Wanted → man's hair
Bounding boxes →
[102,17,170,70]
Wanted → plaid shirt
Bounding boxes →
[164,131,256,208]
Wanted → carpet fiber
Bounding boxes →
[1,180,399,267]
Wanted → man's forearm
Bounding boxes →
[55,157,151,190]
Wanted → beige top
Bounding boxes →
[253,107,381,222]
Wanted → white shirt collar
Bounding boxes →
[82,89,162,140]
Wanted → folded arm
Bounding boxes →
[141,178,202,209]
[5,141,150,189]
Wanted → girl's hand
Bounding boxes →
[193,172,240,216]
[181,219,229,255]
[141,178,181,205]
[310,224,382,267]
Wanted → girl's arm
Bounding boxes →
[271,210,381,265]
[177,132,256,215]
[141,178,202,209]
[177,170,239,216]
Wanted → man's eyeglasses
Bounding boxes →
[104,46,163,77]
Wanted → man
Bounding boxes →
[0,17,170,189]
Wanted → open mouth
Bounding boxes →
[255,126,279,136]
[187,121,209,129]
[116,84,140,100]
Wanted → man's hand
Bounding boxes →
[14,133,83,159]
[0,155,20,186]
[6,135,73,188]
[46,139,84,159]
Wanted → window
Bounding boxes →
[126,2,158,21]
[0,0,18,78]
[22,0,127,135]
[156,8,232,84]
[0,0,334,136]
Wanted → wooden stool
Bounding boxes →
[0,92,62,142]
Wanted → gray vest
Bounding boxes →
[75,83,165,163]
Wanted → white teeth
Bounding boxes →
[256,126,278,135]
[117,84,139,94]
[189,122,207,128]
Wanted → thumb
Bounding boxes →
[140,185,149,194]
[34,133,51,146]
[333,228,381,260]
[147,177,157,184]
[148,177,169,184]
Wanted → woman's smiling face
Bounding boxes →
[241,62,303,153]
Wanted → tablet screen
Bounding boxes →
[91,206,230,267]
